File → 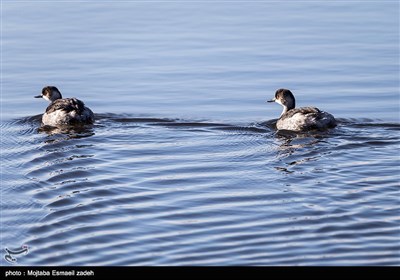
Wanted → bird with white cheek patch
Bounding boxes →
[35,86,94,126]
[267,88,336,131]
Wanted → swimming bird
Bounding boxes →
[35,86,94,126]
[267,88,336,131]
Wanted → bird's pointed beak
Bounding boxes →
[267,98,275,103]
[34,95,42,98]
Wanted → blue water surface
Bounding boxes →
[1,1,399,266]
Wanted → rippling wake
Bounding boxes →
[1,114,399,265]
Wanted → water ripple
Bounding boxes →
[2,115,399,265]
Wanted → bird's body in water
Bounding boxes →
[268,89,336,131]
[35,86,94,126]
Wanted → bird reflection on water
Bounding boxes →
[271,127,334,175]
[38,124,95,141]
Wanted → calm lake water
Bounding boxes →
[1,1,399,266]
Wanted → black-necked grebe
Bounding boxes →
[35,86,94,126]
[268,88,336,131]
